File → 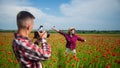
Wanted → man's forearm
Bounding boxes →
[34,38,51,59]
[41,38,51,58]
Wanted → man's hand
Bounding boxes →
[38,31,47,39]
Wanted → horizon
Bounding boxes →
[0,0,120,30]
[0,29,120,31]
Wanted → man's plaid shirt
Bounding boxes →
[12,33,51,68]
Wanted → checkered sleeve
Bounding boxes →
[15,38,51,61]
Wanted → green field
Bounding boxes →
[0,32,120,68]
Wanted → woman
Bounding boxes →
[52,26,86,57]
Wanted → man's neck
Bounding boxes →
[17,29,28,37]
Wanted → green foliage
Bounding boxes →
[0,33,120,68]
[1,30,120,34]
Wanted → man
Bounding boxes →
[12,11,51,68]
[52,26,85,57]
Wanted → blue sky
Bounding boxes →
[0,0,120,30]
[29,0,69,16]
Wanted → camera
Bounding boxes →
[34,25,50,39]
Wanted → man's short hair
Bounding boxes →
[17,11,35,29]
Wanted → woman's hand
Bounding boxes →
[52,26,59,32]
[84,40,86,42]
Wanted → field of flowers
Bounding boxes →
[0,32,120,68]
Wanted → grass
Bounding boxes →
[0,32,120,68]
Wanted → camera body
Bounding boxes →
[34,25,50,39]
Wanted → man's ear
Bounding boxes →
[27,25,30,30]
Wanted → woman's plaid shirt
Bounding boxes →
[12,33,51,68]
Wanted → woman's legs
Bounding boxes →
[65,48,77,57]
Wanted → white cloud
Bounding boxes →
[0,0,47,29]
[58,0,120,30]
[40,0,120,30]
[0,0,63,30]
[60,0,120,16]
[0,0,31,6]
[60,0,120,23]
[0,0,120,30]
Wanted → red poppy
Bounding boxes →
[87,51,91,55]
[53,59,56,62]
[114,59,120,64]
[89,62,92,64]
[83,58,87,61]
[96,56,99,58]
[14,60,18,64]
[7,58,13,63]
[7,51,12,55]
[105,65,111,68]
[71,63,75,67]
[111,52,117,56]
[49,63,53,66]
[102,54,107,57]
